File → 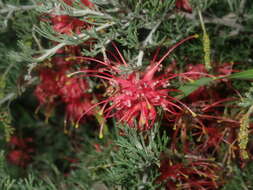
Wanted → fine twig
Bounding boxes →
[0,3,36,28]
[0,77,38,106]
[239,0,247,14]
[0,4,36,14]
[32,25,43,51]
[34,22,116,62]
[136,21,162,67]
[0,93,15,106]
[181,12,244,31]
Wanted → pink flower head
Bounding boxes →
[70,35,197,130]
[103,71,179,130]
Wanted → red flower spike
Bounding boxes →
[176,0,193,13]
[71,35,197,130]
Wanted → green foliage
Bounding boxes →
[0,150,57,190]
[0,0,38,146]
[239,84,253,108]
[179,69,253,100]
[104,124,168,189]
[1,0,253,189]
[178,77,214,98]
[222,164,253,190]
[228,69,253,80]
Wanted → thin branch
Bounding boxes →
[0,3,36,28]
[41,7,109,17]
[0,76,38,106]
[0,4,36,14]
[34,22,116,62]
[36,1,113,19]
[136,21,161,67]
[239,0,247,14]
[197,9,206,33]
[204,16,243,31]
[32,25,43,51]
[0,93,15,106]
[182,12,244,31]
[136,51,144,67]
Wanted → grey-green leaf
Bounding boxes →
[178,77,215,99]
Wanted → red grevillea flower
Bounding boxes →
[103,70,179,130]
[194,124,226,152]
[57,73,90,103]
[181,62,236,102]
[7,150,32,168]
[70,35,198,130]
[65,99,93,124]
[7,136,35,168]
[176,0,193,13]
[35,63,92,124]
[35,68,60,105]
[51,15,87,35]
[158,156,222,190]
[9,136,33,149]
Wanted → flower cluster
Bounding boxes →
[44,0,94,35]
[35,53,93,125]
[170,62,239,152]
[99,64,180,131]
[69,35,197,130]
[29,1,253,189]
[7,136,34,168]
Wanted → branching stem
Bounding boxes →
[136,21,161,67]
[181,12,244,31]
[35,22,116,62]
[0,4,36,14]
